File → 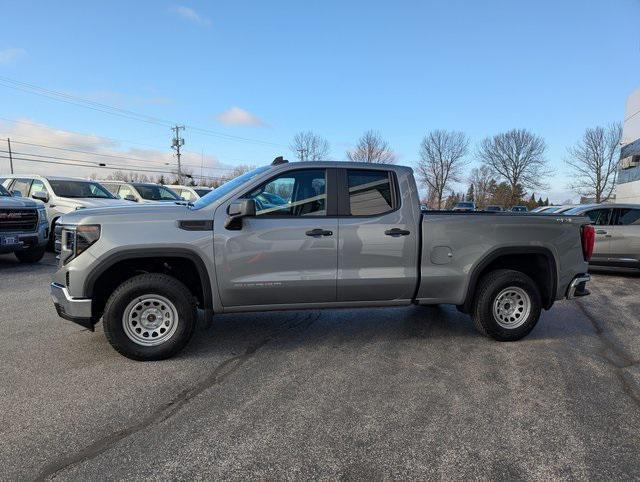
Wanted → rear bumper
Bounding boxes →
[566,274,590,299]
[50,282,95,330]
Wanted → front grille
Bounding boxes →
[0,208,38,233]
[54,223,63,254]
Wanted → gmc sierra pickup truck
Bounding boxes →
[51,159,593,361]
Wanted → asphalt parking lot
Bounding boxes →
[1,253,639,480]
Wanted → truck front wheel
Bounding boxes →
[471,269,542,341]
[103,273,197,361]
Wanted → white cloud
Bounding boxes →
[216,107,267,127]
[0,119,232,182]
[172,6,211,26]
[0,48,27,64]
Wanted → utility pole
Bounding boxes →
[297,148,308,162]
[171,125,185,183]
[7,138,14,174]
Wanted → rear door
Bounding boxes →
[215,168,338,307]
[609,208,640,264]
[337,168,419,302]
[583,208,613,261]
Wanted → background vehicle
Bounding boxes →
[531,206,558,213]
[485,205,503,212]
[0,184,48,262]
[0,175,129,249]
[51,160,592,361]
[511,205,528,212]
[452,201,476,212]
[564,203,640,269]
[100,181,183,203]
[170,185,213,201]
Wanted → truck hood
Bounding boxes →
[59,202,189,224]
[56,197,132,209]
[0,196,42,209]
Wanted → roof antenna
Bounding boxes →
[272,156,288,166]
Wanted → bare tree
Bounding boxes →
[477,129,551,204]
[416,130,469,209]
[346,130,396,163]
[468,165,496,209]
[290,131,330,162]
[565,123,622,203]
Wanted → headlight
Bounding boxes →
[37,206,47,223]
[61,225,100,264]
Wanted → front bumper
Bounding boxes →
[50,282,95,330]
[566,274,591,299]
[0,224,48,254]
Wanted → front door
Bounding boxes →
[215,168,338,307]
[584,208,613,261]
[337,168,419,302]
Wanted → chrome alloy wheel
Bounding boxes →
[122,294,179,346]
[492,286,531,329]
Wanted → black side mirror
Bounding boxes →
[225,199,256,229]
[32,190,49,203]
[124,194,138,202]
[11,190,22,197]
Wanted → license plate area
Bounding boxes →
[1,236,21,246]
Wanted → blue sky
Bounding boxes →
[0,0,638,201]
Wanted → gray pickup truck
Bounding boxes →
[0,184,48,262]
[51,160,594,360]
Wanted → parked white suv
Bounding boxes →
[168,185,213,201]
[0,175,130,248]
[100,181,183,203]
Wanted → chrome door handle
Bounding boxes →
[595,230,607,234]
[385,228,411,237]
[305,228,333,237]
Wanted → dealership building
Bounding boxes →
[617,88,640,203]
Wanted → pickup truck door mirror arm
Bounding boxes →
[225,199,256,230]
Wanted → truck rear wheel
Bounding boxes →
[471,269,541,341]
[103,273,197,361]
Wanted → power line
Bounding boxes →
[0,154,226,181]
[3,139,237,171]
[0,76,286,147]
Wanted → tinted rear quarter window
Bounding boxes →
[347,170,394,216]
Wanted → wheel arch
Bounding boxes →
[461,246,558,313]
[84,248,213,322]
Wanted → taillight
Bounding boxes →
[581,224,595,261]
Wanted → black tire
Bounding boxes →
[471,269,542,341]
[103,273,197,361]
[47,218,58,252]
[15,246,46,263]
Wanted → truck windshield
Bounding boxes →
[48,180,115,199]
[192,166,271,209]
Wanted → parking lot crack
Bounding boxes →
[35,311,321,481]
[576,300,640,407]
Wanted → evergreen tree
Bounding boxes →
[466,183,475,202]
[544,197,549,206]
[537,197,544,207]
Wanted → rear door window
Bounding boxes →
[613,208,640,225]
[346,170,394,216]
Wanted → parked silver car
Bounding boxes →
[100,181,183,203]
[0,175,130,248]
[564,203,640,269]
